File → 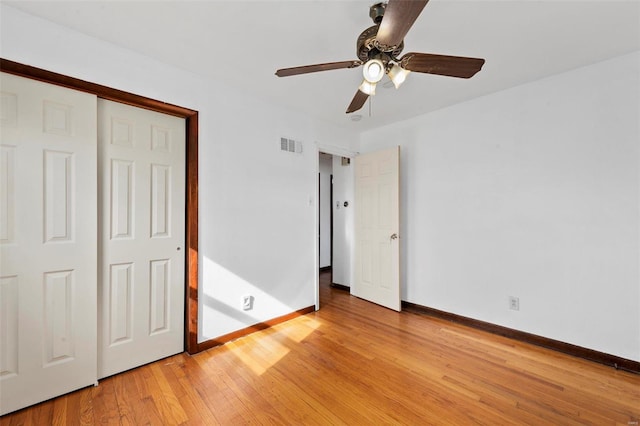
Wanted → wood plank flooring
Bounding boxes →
[2,271,639,425]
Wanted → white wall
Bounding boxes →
[318,154,332,268]
[360,52,640,361]
[0,4,358,343]
[331,156,355,287]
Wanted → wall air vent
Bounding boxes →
[280,137,303,154]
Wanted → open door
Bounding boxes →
[353,146,400,311]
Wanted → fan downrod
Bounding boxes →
[369,2,386,24]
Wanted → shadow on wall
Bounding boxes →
[198,273,322,376]
[200,289,321,375]
[199,256,314,342]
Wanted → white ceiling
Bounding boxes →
[7,0,640,129]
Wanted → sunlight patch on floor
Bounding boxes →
[227,335,290,376]
[273,316,321,343]
[227,316,321,375]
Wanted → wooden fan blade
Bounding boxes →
[346,90,369,114]
[275,60,362,77]
[400,53,485,78]
[376,0,429,49]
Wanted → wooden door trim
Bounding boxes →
[0,58,201,354]
[329,173,333,272]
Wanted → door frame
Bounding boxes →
[315,144,358,309]
[317,156,334,273]
[1,58,202,354]
[330,173,334,270]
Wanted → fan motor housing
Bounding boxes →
[356,25,404,63]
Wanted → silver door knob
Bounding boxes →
[390,233,398,240]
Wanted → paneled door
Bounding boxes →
[97,100,185,378]
[0,73,98,415]
[353,146,401,311]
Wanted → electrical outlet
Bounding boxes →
[509,296,520,311]
[242,295,253,311]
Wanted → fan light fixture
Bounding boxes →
[387,63,410,89]
[274,0,486,115]
[358,79,377,95]
[362,59,385,83]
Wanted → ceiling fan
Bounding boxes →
[275,0,485,114]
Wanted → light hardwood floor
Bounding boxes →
[2,271,639,425]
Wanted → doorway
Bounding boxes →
[316,148,355,308]
[315,145,401,312]
[318,152,333,275]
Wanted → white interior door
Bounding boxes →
[0,72,98,415]
[97,99,185,379]
[353,146,400,311]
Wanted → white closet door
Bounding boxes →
[0,72,98,415]
[97,99,185,379]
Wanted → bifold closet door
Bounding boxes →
[0,72,98,415]
[97,99,185,379]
